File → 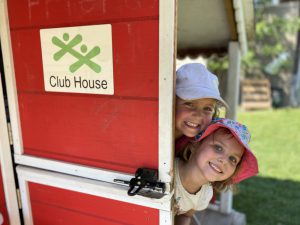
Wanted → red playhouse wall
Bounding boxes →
[7,0,159,174]
[7,1,162,224]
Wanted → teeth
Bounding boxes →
[209,162,222,173]
[185,121,198,128]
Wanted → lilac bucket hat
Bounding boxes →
[195,118,258,183]
[176,63,228,108]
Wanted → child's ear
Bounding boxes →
[188,142,199,158]
[181,141,199,161]
[189,144,195,154]
[190,142,199,153]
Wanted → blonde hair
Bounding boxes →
[177,128,243,192]
[213,101,224,118]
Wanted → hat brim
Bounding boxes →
[195,122,258,184]
[176,87,229,109]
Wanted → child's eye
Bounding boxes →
[184,102,195,108]
[203,106,214,112]
[202,106,215,115]
[229,156,237,164]
[214,145,223,152]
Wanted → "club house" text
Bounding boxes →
[49,75,108,89]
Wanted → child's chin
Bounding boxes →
[184,130,199,137]
[204,173,222,183]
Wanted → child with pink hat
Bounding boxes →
[174,118,258,225]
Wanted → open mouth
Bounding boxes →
[209,162,223,174]
[184,121,199,128]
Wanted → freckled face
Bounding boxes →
[175,98,216,138]
[191,128,244,182]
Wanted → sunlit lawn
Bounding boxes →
[233,108,300,225]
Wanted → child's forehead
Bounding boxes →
[182,98,217,105]
[203,127,234,141]
[215,127,231,134]
[205,128,244,152]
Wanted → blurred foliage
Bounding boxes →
[244,1,300,77]
[207,0,300,78]
[206,54,228,73]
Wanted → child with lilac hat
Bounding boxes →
[175,63,228,153]
[174,118,258,225]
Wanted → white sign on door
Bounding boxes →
[40,24,114,95]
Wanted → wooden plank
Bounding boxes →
[29,182,159,225]
[243,96,271,101]
[241,101,271,109]
[8,0,161,173]
[241,79,271,110]
[19,93,158,173]
[241,79,270,86]
[241,85,270,93]
[8,0,159,29]
[243,92,270,97]
[221,42,241,213]
[10,21,159,98]
[0,2,22,219]
[224,0,238,41]
[158,0,175,184]
[243,91,270,97]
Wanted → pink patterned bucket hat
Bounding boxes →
[195,118,258,183]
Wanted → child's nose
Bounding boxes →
[192,111,204,122]
[217,158,224,164]
[217,157,229,165]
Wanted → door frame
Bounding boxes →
[0,73,20,225]
[0,1,21,224]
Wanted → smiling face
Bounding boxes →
[175,97,216,139]
[191,128,244,183]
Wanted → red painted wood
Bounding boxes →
[8,0,159,173]
[19,94,158,173]
[7,0,161,222]
[8,0,158,29]
[10,20,159,98]
[0,168,10,225]
[29,182,159,225]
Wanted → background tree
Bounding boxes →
[243,0,300,78]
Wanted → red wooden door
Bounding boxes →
[17,165,171,225]
[2,0,175,224]
[28,183,158,225]
[9,0,159,173]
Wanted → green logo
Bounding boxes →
[52,33,101,73]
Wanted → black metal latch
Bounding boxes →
[114,168,166,199]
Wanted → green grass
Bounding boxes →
[233,108,300,225]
